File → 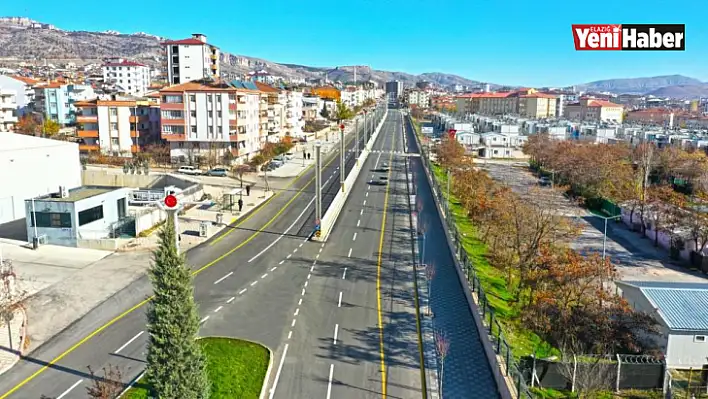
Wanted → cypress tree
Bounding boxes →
[145,217,210,399]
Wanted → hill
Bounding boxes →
[576,75,707,97]
[0,17,485,88]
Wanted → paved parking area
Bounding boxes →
[475,159,707,284]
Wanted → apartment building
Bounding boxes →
[74,95,161,156]
[159,79,261,164]
[162,34,220,86]
[302,95,324,121]
[0,88,17,131]
[518,93,558,119]
[385,81,403,100]
[253,82,285,142]
[284,90,304,137]
[564,98,624,123]
[102,59,150,97]
[457,92,519,115]
[0,75,37,115]
[406,90,430,108]
[35,82,96,125]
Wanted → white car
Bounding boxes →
[177,165,202,175]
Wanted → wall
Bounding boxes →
[0,76,30,113]
[666,331,708,369]
[0,138,82,224]
[75,188,132,240]
[81,170,162,188]
[23,199,77,246]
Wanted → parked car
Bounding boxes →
[539,176,552,186]
[206,167,228,177]
[270,159,284,167]
[178,165,202,175]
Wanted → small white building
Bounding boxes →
[25,186,132,247]
[102,59,151,97]
[0,75,35,115]
[0,133,82,225]
[617,281,708,369]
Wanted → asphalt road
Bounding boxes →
[0,106,386,398]
[266,110,426,399]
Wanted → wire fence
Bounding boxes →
[409,114,533,399]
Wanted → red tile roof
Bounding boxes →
[587,99,622,108]
[161,38,207,46]
[254,82,279,93]
[521,93,557,99]
[11,75,39,85]
[103,60,147,67]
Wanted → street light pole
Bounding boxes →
[355,118,360,165]
[363,110,368,146]
[339,123,345,192]
[601,214,622,260]
[446,168,451,217]
[315,142,322,223]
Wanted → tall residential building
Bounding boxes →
[405,90,430,108]
[34,82,96,125]
[385,81,403,100]
[102,59,151,97]
[0,75,37,115]
[162,34,220,86]
[74,95,161,156]
[284,90,304,137]
[159,79,260,164]
[253,82,285,142]
[0,88,18,131]
[518,93,558,119]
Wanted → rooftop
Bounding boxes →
[103,60,147,68]
[161,38,209,46]
[160,79,236,93]
[0,132,77,152]
[618,280,708,331]
[34,186,118,203]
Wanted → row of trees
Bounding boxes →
[524,135,708,254]
[15,114,61,137]
[435,136,657,356]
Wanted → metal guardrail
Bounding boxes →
[408,115,533,399]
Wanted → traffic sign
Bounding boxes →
[164,194,178,209]
[339,124,345,130]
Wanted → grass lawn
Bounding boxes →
[124,337,270,399]
[422,129,554,358]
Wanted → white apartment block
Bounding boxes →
[102,59,150,97]
[284,90,304,137]
[0,75,36,115]
[162,34,220,86]
[75,97,160,156]
[564,98,624,123]
[0,88,18,131]
[406,90,430,107]
[159,80,260,164]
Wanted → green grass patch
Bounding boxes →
[429,162,555,358]
[137,221,165,238]
[124,337,270,399]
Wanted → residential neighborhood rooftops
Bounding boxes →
[160,79,236,93]
[253,81,279,93]
[103,60,147,68]
[618,280,708,331]
[11,75,39,85]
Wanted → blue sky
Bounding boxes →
[7,0,707,87]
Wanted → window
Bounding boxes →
[111,138,119,146]
[217,111,222,118]
[78,205,104,226]
[162,95,183,104]
[695,335,706,343]
[110,122,118,131]
[161,110,184,119]
[189,95,196,102]
[190,111,196,118]
[191,125,197,133]
[207,96,213,103]
[208,126,213,134]
[109,108,117,116]
[171,45,178,53]
[217,126,222,134]
[31,212,72,228]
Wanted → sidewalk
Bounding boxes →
[0,179,275,374]
[0,308,24,376]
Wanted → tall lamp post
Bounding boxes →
[593,212,623,260]
[339,122,345,192]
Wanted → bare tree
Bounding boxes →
[556,350,615,398]
[0,259,28,352]
[425,263,436,316]
[435,330,450,397]
[86,364,125,398]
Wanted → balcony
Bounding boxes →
[161,118,185,126]
[161,133,186,142]
[77,130,98,138]
[161,102,185,111]
[211,54,217,60]
[131,145,140,153]
[129,115,148,123]
[79,144,100,152]
[229,120,238,127]
[76,115,98,123]
[229,103,237,111]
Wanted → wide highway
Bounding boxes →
[0,105,385,398]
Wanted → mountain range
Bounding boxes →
[0,17,706,98]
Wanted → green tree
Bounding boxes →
[334,100,354,122]
[41,117,61,137]
[145,218,210,399]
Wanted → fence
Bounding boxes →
[407,115,533,399]
[522,354,666,392]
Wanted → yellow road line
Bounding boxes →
[0,125,364,399]
[376,124,397,398]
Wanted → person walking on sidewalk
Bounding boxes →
[237,198,244,212]
[245,185,250,196]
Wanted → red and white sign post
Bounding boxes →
[158,193,184,254]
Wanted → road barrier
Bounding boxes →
[313,110,388,242]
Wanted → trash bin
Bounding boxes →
[216,213,224,225]
[32,236,39,250]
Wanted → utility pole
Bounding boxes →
[355,118,360,165]
[364,109,368,144]
[339,123,345,192]
[446,168,452,217]
[315,142,322,223]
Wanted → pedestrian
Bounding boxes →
[238,198,244,212]
[307,152,311,160]
[245,185,251,196]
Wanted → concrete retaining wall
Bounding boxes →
[82,170,196,190]
[315,110,388,241]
